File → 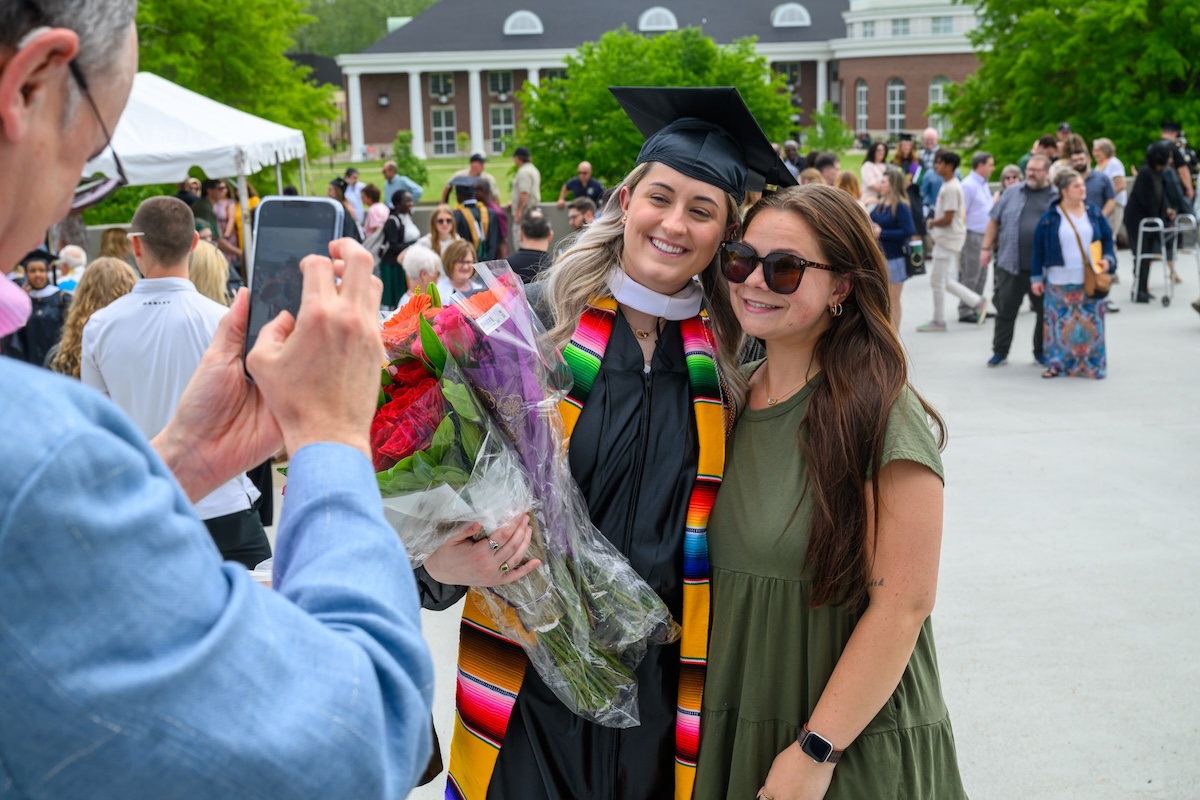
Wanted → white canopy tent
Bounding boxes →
[82,72,310,259]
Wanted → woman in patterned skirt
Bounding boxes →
[1031,169,1115,379]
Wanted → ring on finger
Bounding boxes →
[499,561,510,573]
[488,538,500,552]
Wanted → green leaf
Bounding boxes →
[429,415,456,462]
[418,315,448,377]
[412,449,437,481]
[459,418,483,464]
[431,465,472,486]
[442,381,482,423]
[428,283,442,308]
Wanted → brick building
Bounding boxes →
[336,0,981,159]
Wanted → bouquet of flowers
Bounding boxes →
[372,292,532,567]
[374,272,678,728]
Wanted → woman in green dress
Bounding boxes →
[694,184,967,799]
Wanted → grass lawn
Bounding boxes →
[303,151,867,205]
[306,156,515,205]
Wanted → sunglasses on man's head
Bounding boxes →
[719,240,835,295]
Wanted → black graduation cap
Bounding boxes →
[610,86,797,203]
[21,248,55,267]
[897,132,914,142]
[1161,120,1182,133]
[448,175,479,189]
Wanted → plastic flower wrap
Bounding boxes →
[373,290,534,567]
[441,262,681,728]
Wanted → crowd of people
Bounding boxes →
[1,3,1195,798]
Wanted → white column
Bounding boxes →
[816,59,829,111]
[525,67,540,89]
[468,68,485,157]
[408,71,427,159]
[347,71,364,160]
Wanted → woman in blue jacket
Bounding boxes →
[1031,169,1116,379]
[869,167,917,329]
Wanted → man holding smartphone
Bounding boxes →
[0,4,434,797]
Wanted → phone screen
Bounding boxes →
[245,198,343,359]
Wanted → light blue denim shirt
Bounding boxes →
[0,358,434,798]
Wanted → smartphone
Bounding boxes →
[244,196,344,362]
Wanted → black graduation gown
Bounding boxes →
[418,312,699,800]
[5,290,70,368]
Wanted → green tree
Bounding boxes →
[391,131,429,186]
[801,102,856,154]
[293,0,439,57]
[945,0,1200,165]
[514,27,793,198]
[137,0,335,159]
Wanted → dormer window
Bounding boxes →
[638,7,678,32]
[771,3,812,28]
[503,10,544,35]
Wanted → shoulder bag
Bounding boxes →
[1063,211,1110,299]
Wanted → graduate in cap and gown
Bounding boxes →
[416,87,795,800]
[1,249,70,367]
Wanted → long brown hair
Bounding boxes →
[50,257,139,378]
[743,185,945,609]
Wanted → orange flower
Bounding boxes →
[382,292,436,349]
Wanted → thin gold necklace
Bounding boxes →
[628,316,662,340]
[763,363,808,406]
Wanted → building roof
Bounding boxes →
[288,53,343,87]
[362,0,847,54]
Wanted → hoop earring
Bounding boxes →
[829,303,843,317]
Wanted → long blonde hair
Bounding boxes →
[50,257,139,378]
[189,242,231,306]
[538,161,748,410]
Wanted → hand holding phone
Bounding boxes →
[245,239,384,460]
[244,197,344,361]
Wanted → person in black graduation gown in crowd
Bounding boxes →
[414,87,795,800]
[450,176,501,262]
[1,249,70,367]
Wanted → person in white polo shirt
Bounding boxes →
[82,197,270,568]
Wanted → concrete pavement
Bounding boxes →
[269,249,1199,798]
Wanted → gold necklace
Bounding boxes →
[763,364,808,406]
[629,316,662,340]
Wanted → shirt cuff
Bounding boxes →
[285,442,378,500]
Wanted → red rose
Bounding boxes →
[372,378,447,470]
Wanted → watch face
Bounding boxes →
[803,732,833,762]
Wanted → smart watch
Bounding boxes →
[798,723,843,764]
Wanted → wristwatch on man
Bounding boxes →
[798,723,843,764]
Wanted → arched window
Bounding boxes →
[886,78,906,137]
[638,7,678,32]
[855,79,869,134]
[771,3,812,28]
[928,77,949,135]
[503,10,544,35]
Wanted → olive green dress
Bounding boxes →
[694,375,967,799]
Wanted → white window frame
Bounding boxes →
[931,16,954,35]
[928,77,949,136]
[503,10,544,35]
[855,79,869,133]
[638,6,678,32]
[490,105,515,154]
[891,18,910,37]
[488,71,514,96]
[771,3,812,28]
[862,20,875,38]
[430,107,457,156]
[429,73,454,99]
[886,78,906,137]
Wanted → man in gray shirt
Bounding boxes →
[980,155,1055,366]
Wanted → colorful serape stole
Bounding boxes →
[446,297,727,800]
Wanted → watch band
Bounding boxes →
[799,723,844,764]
